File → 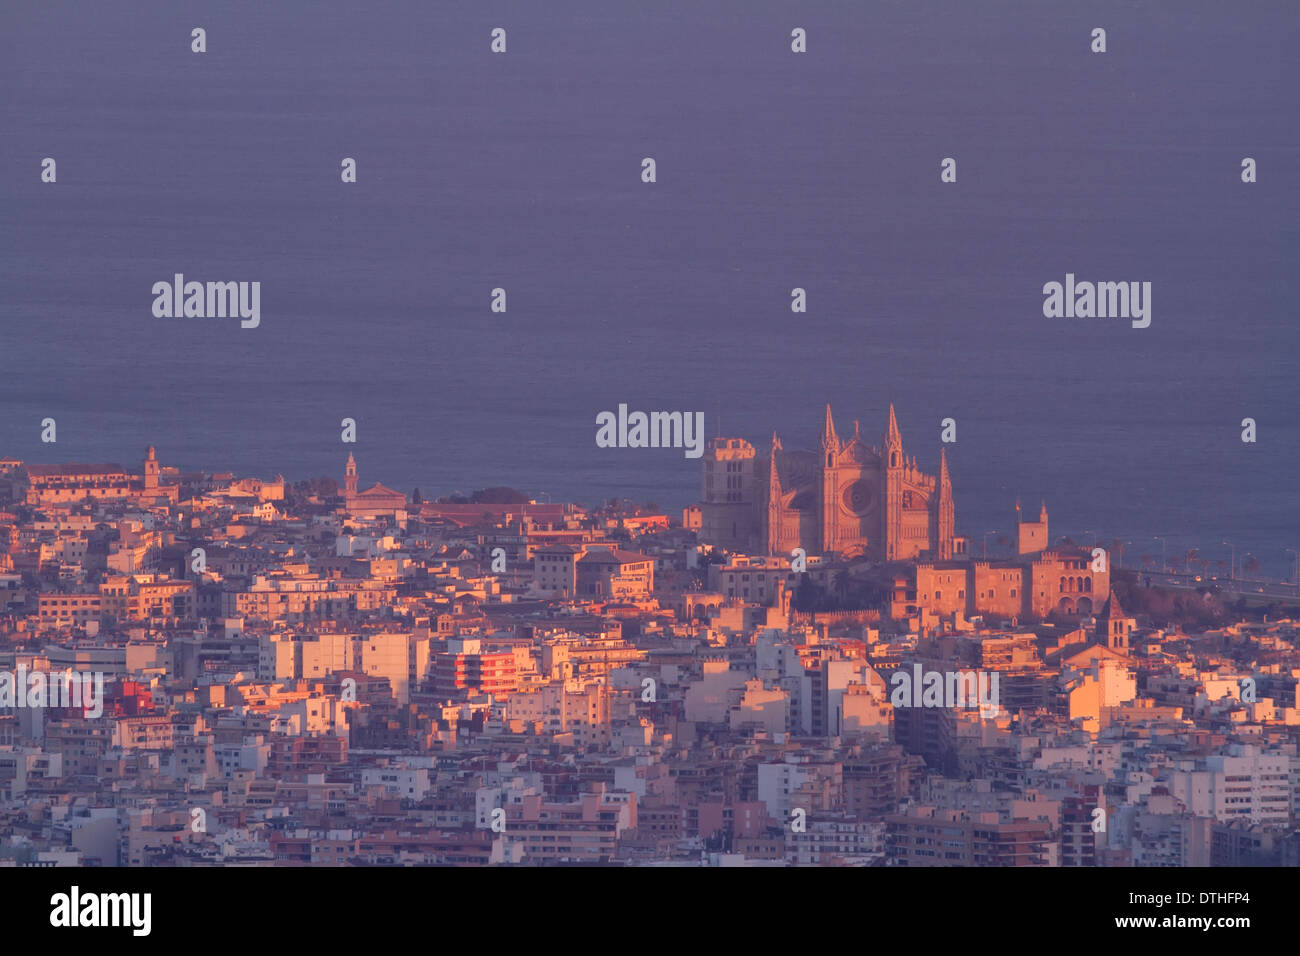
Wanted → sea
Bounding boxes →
[2,0,1297,574]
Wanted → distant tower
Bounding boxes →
[143,445,159,492]
[1096,591,1134,654]
[1017,500,1049,555]
[701,437,757,551]
[345,452,358,497]
[882,404,904,561]
[934,447,955,560]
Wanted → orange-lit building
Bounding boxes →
[431,637,518,700]
[892,504,1110,621]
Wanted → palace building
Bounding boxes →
[890,503,1114,622]
[23,446,178,507]
[699,404,959,562]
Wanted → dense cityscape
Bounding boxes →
[2,404,1298,868]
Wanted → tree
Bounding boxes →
[298,476,339,498]
[792,577,826,612]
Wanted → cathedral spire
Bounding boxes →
[885,403,901,447]
[821,404,838,450]
[883,403,903,469]
[936,446,955,560]
[767,436,783,556]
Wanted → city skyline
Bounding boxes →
[6,426,1292,586]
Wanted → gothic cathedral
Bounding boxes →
[699,404,955,562]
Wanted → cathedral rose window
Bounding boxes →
[842,480,875,515]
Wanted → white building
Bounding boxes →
[1168,745,1291,825]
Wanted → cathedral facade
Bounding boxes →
[699,404,955,562]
